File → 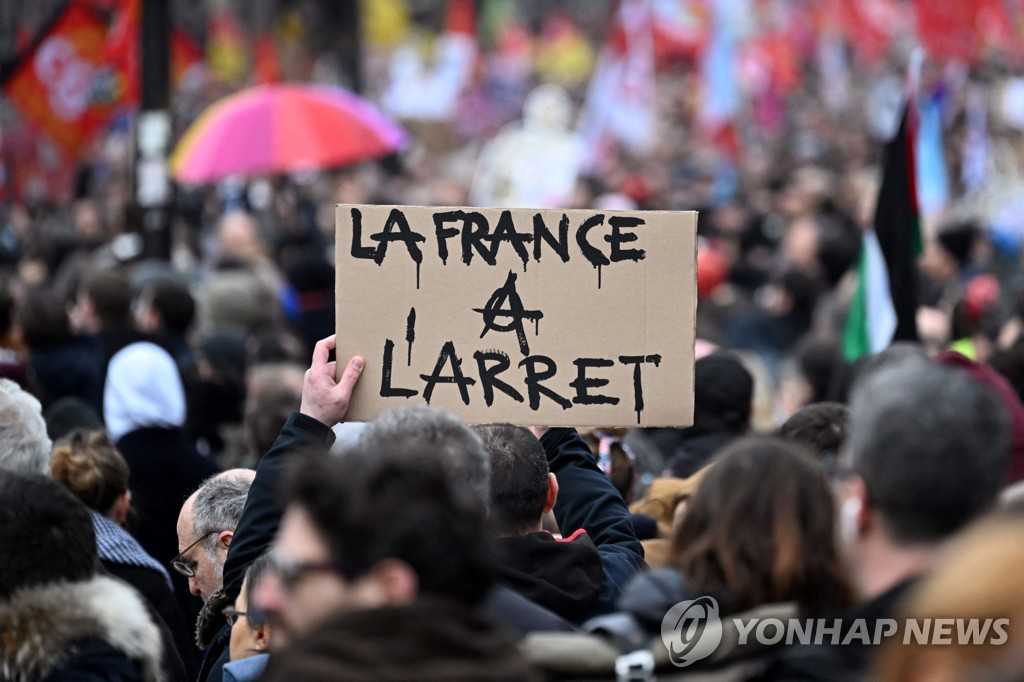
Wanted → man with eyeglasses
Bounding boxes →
[174,468,255,682]
[253,427,535,680]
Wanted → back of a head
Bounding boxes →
[674,436,852,616]
[147,278,196,335]
[18,288,72,349]
[474,424,548,536]
[850,359,1012,544]
[192,469,256,552]
[692,352,753,434]
[84,271,133,328]
[358,406,490,506]
[45,396,103,443]
[0,379,52,475]
[778,402,849,465]
[0,470,96,599]
[245,385,301,459]
[50,429,129,515]
[287,447,494,605]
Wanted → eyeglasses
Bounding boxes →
[266,550,338,592]
[222,606,248,626]
[170,529,220,578]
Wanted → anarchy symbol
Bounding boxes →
[472,271,544,356]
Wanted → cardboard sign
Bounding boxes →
[335,204,696,427]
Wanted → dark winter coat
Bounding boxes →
[259,597,539,682]
[496,529,604,624]
[0,576,169,682]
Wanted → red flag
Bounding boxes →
[840,0,909,65]
[4,3,119,157]
[104,0,141,104]
[252,34,281,85]
[446,0,476,36]
[170,29,203,86]
[913,0,982,64]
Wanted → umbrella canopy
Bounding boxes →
[170,84,407,183]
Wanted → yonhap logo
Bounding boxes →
[660,596,723,667]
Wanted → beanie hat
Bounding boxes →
[694,352,753,431]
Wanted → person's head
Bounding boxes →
[922,221,977,284]
[842,358,1011,592]
[474,424,556,536]
[580,428,636,503]
[252,447,494,648]
[691,352,753,436]
[357,406,490,505]
[16,288,72,349]
[136,278,195,336]
[0,469,96,599]
[847,358,1011,543]
[778,402,849,469]
[104,342,186,442]
[672,436,853,617]
[0,378,52,474]
[175,469,256,601]
[44,396,103,442]
[77,270,133,332]
[217,211,266,264]
[228,553,273,662]
[50,429,131,523]
[244,384,301,461]
[875,515,1024,682]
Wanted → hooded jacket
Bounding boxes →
[538,428,646,615]
[495,528,604,623]
[0,575,168,682]
[259,597,538,682]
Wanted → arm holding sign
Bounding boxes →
[222,336,364,604]
[537,427,645,615]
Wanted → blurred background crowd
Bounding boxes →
[3,0,1024,437]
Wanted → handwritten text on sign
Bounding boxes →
[335,205,696,427]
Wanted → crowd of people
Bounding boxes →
[1,2,1024,681]
[0,325,1022,680]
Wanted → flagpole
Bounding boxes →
[136,0,173,260]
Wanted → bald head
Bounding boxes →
[217,211,264,263]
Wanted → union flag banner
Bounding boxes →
[4,3,118,157]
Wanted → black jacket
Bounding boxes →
[539,428,646,616]
[118,426,219,626]
[221,412,576,642]
[496,529,604,624]
[259,597,539,682]
[103,560,198,678]
[29,337,104,413]
[751,580,916,681]
[194,588,233,682]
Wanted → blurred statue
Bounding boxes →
[470,84,584,209]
